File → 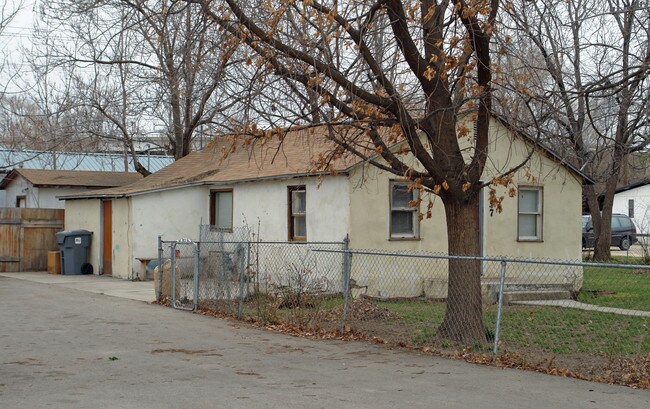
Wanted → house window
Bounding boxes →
[390,181,419,239]
[15,195,26,208]
[628,199,635,218]
[288,186,306,241]
[518,187,543,241]
[210,190,233,231]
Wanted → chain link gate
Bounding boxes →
[196,240,251,316]
[170,240,198,311]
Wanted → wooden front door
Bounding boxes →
[102,200,112,276]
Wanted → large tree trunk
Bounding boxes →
[584,184,611,261]
[590,148,626,261]
[592,206,613,261]
[438,196,486,343]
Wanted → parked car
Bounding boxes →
[582,213,638,250]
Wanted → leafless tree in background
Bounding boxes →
[0,1,24,137]
[501,0,650,260]
[33,0,241,165]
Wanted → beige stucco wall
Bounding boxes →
[62,178,349,281]
[482,119,583,261]
[222,176,350,294]
[127,186,208,279]
[63,199,101,274]
[225,176,349,242]
[347,118,584,298]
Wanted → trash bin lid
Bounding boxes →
[56,230,93,244]
[56,229,93,237]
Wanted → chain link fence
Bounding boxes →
[157,226,347,323]
[155,233,649,381]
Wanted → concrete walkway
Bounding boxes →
[0,272,155,302]
[512,299,650,317]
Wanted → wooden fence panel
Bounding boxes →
[0,208,64,272]
[0,222,20,272]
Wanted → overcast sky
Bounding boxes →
[2,1,35,60]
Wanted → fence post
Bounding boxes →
[340,236,351,333]
[156,236,163,301]
[493,258,507,355]
[246,241,252,296]
[237,244,247,319]
[193,241,200,311]
[171,242,177,307]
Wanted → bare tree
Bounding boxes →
[188,0,521,343]
[0,1,24,127]
[0,1,23,66]
[4,8,105,162]
[502,0,650,260]
[40,0,240,163]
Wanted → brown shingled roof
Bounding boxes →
[0,168,143,189]
[60,126,365,199]
[56,116,593,201]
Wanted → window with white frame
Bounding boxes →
[210,190,233,231]
[390,181,419,239]
[288,186,306,241]
[517,187,543,240]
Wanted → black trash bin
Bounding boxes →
[55,230,93,275]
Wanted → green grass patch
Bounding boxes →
[232,286,648,356]
[579,266,650,311]
[377,300,446,325]
[609,255,648,265]
[376,301,648,355]
[496,305,649,354]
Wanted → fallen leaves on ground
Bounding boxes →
[188,304,648,389]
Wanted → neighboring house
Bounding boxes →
[613,180,650,234]
[61,118,589,297]
[0,148,173,206]
[0,168,143,209]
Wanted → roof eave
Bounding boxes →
[58,171,350,200]
[615,179,650,194]
[58,180,209,200]
[206,170,350,186]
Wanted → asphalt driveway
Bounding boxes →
[1,275,648,409]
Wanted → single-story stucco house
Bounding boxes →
[60,118,589,297]
[0,168,143,209]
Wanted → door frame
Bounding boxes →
[100,199,112,276]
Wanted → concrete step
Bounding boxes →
[482,281,574,304]
[502,290,572,305]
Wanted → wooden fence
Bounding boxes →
[0,208,64,272]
